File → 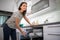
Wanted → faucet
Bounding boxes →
[44,19,48,23]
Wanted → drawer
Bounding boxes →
[47,27,60,33]
[44,24,60,28]
[44,34,60,40]
[45,24,60,28]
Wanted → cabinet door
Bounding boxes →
[32,0,49,13]
[0,28,3,40]
[0,0,15,12]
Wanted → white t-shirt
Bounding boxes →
[6,11,23,29]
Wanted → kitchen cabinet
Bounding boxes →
[31,0,40,6]
[0,27,3,40]
[43,24,60,40]
[32,0,49,13]
[0,0,16,12]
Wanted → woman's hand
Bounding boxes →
[21,31,26,37]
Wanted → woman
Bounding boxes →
[3,2,32,40]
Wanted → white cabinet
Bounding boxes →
[0,0,16,12]
[31,0,49,13]
[43,24,60,40]
[31,0,40,6]
[0,27,3,40]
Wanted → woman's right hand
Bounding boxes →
[21,31,26,37]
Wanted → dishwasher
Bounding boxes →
[20,26,43,40]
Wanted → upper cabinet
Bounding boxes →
[31,0,40,6]
[0,0,17,12]
[31,0,49,13]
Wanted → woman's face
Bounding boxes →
[20,3,27,11]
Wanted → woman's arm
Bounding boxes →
[15,17,26,36]
[23,16,32,25]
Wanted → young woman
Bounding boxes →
[3,2,32,40]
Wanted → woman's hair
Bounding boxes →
[18,2,27,16]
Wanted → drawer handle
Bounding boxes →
[48,34,60,36]
[48,26,60,28]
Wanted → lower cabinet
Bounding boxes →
[0,27,3,40]
[43,24,60,40]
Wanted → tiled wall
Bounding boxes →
[31,11,60,24]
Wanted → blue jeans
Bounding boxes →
[3,23,16,40]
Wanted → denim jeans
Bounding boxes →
[3,23,16,40]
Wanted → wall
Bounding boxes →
[31,11,60,24]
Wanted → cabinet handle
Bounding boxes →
[48,34,60,36]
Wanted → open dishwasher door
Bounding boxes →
[20,26,43,40]
[29,26,43,40]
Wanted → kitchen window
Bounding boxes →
[0,16,8,25]
[0,10,12,26]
